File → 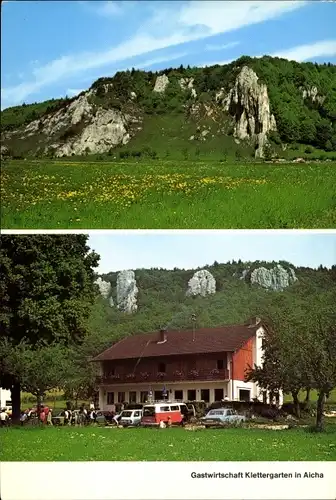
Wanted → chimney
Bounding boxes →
[158,328,167,344]
[246,316,261,327]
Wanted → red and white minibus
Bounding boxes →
[141,402,189,427]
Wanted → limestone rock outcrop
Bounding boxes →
[186,270,216,297]
[117,270,138,313]
[250,265,297,291]
[220,66,277,157]
[16,88,140,157]
[179,77,197,98]
[301,86,325,105]
[153,74,169,93]
[95,277,112,299]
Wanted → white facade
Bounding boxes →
[0,388,12,409]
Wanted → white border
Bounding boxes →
[1,462,335,500]
[1,229,336,234]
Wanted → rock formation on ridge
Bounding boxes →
[186,270,216,297]
[220,66,277,157]
[117,270,138,313]
[250,265,297,291]
[95,277,112,299]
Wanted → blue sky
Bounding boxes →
[87,231,336,273]
[1,1,336,109]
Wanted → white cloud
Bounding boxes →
[271,39,336,61]
[178,1,306,36]
[205,41,240,52]
[79,1,126,17]
[2,0,307,106]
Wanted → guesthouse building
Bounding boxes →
[93,318,283,410]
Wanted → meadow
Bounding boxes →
[1,159,335,229]
[1,425,336,461]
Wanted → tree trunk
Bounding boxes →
[316,391,325,432]
[11,381,21,424]
[305,387,311,403]
[292,390,301,419]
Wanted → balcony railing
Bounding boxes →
[98,368,230,385]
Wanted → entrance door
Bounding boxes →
[187,389,196,401]
[214,388,224,401]
[239,389,250,402]
[129,391,137,403]
[140,391,148,403]
[200,389,210,403]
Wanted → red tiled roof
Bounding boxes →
[92,324,258,361]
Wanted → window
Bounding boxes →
[170,405,179,411]
[174,390,183,401]
[201,389,210,402]
[158,362,166,373]
[154,390,162,401]
[214,388,224,401]
[118,392,125,403]
[239,389,250,402]
[187,389,196,401]
[107,392,114,405]
[134,411,140,417]
[217,354,227,369]
[143,406,155,417]
[140,391,148,403]
[179,404,188,416]
[160,406,170,412]
[129,391,137,403]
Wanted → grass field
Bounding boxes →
[1,425,335,461]
[1,160,335,228]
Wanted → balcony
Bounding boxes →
[98,368,230,385]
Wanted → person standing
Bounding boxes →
[40,408,46,425]
[0,408,9,427]
[47,408,53,425]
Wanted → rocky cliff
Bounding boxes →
[2,56,334,159]
[2,88,141,158]
[250,265,297,291]
[93,262,333,342]
[186,270,216,297]
[116,270,138,313]
[220,66,277,157]
[95,277,112,299]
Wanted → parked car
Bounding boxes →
[201,408,246,427]
[95,411,107,425]
[119,409,143,427]
[52,411,66,426]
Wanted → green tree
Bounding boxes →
[0,340,71,407]
[0,235,99,420]
[247,294,336,430]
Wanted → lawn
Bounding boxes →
[1,159,335,229]
[1,425,336,461]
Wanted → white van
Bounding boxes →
[0,388,12,411]
[119,408,143,427]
